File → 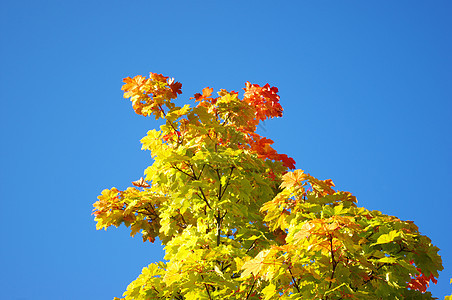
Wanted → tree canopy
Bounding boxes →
[93,72,443,299]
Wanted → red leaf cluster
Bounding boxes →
[407,261,438,293]
[243,82,283,124]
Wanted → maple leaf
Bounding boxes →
[306,175,336,196]
[278,154,296,170]
[122,75,148,98]
[243,82,283,122]
[149,72,168,82]
[407,261,438,293]
[169,80,182,96]
[280,169,306,189]
[241,250,271,278]
[193,87,214,103]
[293,221,316,241]
[273,228,287,244]
[132,177,150,188]
[202,87,213,97]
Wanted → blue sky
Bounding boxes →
[1,1,451,299]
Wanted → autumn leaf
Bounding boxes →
[122,75,148,98]
[169,80,182,96]
[241,249,271,278]
[132,177,150,188]
[293,221,316,242]
[280,169,306,189]
[149,72,168,82]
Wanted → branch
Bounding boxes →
[396,243,409,254]
[204,283,212,300]
[221,113,231,126]
[215,168,222,200]
[137,208,156,218]
[221,263,231,272]
[245,277,257,300]
[246,240,257,254]
[216,210,222,247]
[174,291,184,300]
[145,204,159,218]
[172,163,196,180]
[197,187,212,210]
[326,234,338,299]
[288,267,301,293]
[198,164,206,179]
[201,275,213,300]
[189,164,199,180]
[176,209,188,227]
[220,166,235,200]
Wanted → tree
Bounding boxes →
[93,72,443,299]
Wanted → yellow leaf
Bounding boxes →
[262,283,277,300]
[293,221,315,242]
[241,249,270,278]
[280,169,306,189]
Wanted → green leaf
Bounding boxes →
[373,230,401,245]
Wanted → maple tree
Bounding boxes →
[93,72,444,299]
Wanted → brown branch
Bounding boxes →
[200,274,213,300]
[220,166,235,200]
[175,292,184,300]
[221,113,231,126]
[146,204,159,217]
[136,208,155,218]
[216,210,222,247]
[288,267,301,293]
[221,263,231,272]
[176,209,188,228]
[246,240,257,254]
[197,187,212,210]
[215,168,222,200]
[204,283,212,300]
[189,164,199,180]
[172,163,196,179]
[245,277,257,300]
[326,235,338,299]
[198,164,206,179]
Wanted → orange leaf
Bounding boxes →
[132,177,150,188]
[122,75,147,98]
[202,87,213,97]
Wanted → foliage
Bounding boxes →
[93,72,443,299]
[444,279,452,300]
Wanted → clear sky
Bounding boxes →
[1,1,451,299]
